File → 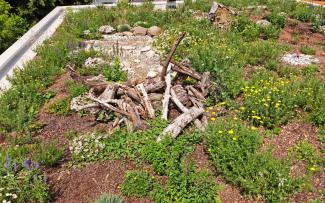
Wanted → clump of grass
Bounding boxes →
[46,98,70,116]
[33,142,64,167]
[300,46,316,55]
[95,194,124,203]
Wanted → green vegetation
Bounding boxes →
[300,45,316,55]
[1,1,325,202]
[34,142,64,167]
[205,118,302,202]
[121,171,156,197]
[0,0,28,53]
[95,194,124,203]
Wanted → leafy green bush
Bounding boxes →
[240,72,297,128]
[102,58,128,82]
[265,12,287,28]
[34,142,64,167]
[0,0,28,53]
[121,171,156,197]
[95,194,124,203]
[205,118,302,202]
[291,4,316,22]
[66,81,89,98]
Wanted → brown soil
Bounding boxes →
[263,122,320,159]
[47,160,152,203]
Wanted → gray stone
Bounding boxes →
[256,19,271,27]
[133,26,147,36]
[98,25,115,34]
[147,26,162,37]
[281,53,319,66]
[84,57,105,67]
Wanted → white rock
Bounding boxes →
[147,26,162,37]
[141,46,151,52]
[256,19,272,27]
[147,70,158,78]
[281,53,319,66]
[84,57,105,67]
[123,46,136,50]
[83,30,91,35]
[98,25,115,34]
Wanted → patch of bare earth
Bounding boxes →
[191,144,263,203]
[279,20,325,80]
[263,122,320,158]
[47,160,152,203]
[263,122,324,202]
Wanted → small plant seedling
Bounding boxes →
[301,46,316,55]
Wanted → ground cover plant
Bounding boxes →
[0,0,325,202]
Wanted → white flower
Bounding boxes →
[12,194,17,199]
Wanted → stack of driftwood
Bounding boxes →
[68,32,211,142]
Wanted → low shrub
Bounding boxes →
[265,12,287,28]
[205,118,302,202]
[121,171,156,197]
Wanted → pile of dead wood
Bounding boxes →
[68,32,211,142]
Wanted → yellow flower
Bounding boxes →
[251,126,257,130]
[210,117,216,121]
[211,112,216,115]
[309,166,316,171]
[218,130,223,134]
[232,137,238,141]
[208,107,213,110]
[228,129,234,134]
[239,107,245,110]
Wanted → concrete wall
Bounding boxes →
[0,1,184,91]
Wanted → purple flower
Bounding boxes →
[22,159,32,170]
[4,154,10,170]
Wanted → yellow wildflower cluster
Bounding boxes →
[240,78,294,127]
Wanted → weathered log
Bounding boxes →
[161,64,173,120]
[117,85,141,103]
[157,106,204,142]
[67,65,108,89]
[161,32,186,80]
[171,60,202,81]
[172,84,191,106]
[144,78,166,93]
[87,95,131,117]
[98,85,118,102]
[208,1,237,23]
[124,96,148,130]
[137,83,155,119]
[148,93,163,101]
[208,2,219,22]
[170,89,205,132]
[199,72,211,97]
[186,86,205,101]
